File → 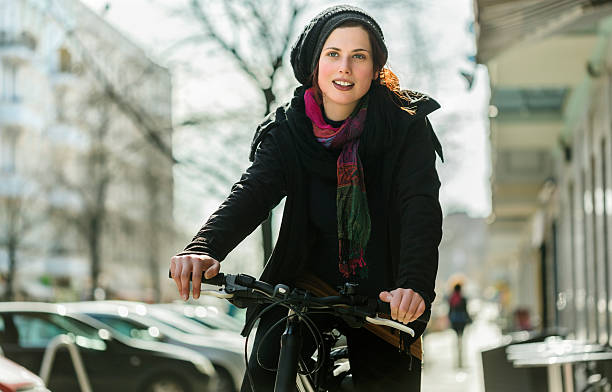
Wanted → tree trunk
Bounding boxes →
[5,238,17,300]
[89,218,101,300]
[261,215,273,266]
[260,86,276,266]
[150,254,161,302]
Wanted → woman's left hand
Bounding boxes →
[379,288,425,324]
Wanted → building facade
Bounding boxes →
[0,0,176,301]
[475,0,612,338]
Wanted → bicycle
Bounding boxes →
[169,271,429,392]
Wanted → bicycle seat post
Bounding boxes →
[274,309,303,392]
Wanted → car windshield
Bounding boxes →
[146,308,212,335]
[7,313,106,350]
[183,312,242,332]
[87,314,162,342]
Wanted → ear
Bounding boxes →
[373,69,380,80]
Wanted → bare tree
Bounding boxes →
[0,179,43,300]
[49,91,113,300]
[164,0,306,265]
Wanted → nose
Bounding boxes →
[338,56,351,74]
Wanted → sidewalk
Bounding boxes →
[422,305,502,392]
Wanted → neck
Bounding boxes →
[322,98,358,122]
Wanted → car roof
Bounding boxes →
[0,301,65,313]
[62,301,148,314]
[0,301,122,332]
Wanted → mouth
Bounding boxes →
[333,80,354,91]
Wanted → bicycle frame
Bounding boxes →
[275,309,335,392]
[275,309,303,391]
[169,271,424,392]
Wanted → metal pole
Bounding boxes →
[39,334,93,392]
[296,374,315,392]
[563,363,574,392]
[547,364,563,392]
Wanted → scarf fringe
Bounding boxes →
[339,239,368,279]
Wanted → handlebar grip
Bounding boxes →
[376,299,431,324]
[201,272,226,286]
[376,299,391,314]
[167,269,226,287]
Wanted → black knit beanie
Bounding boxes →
[290,5,388,86]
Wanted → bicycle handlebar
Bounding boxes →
[168,269,429,336]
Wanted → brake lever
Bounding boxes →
[365,316,415,337]
[201,289,235,299]
[223,275,248,294]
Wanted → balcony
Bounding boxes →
[0,99,43,132]
[0,31,36,65]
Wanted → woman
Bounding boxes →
[170,5,443,391]
[448,284,471,368]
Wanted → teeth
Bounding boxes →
[334,80,353,86]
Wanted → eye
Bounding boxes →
[353,53,366,60]
[326,51,339,57]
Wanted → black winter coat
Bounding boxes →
[179,86,443,322]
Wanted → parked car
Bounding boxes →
[64,301,245,392]
[0,355,50,392]
[0,302,216,392]
[154,303,244,333]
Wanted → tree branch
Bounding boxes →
[190,0,263,87]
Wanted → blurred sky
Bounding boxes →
[80,0,492,231]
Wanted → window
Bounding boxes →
[1,62,18,102]
[602,140,611,342]
[0,128,19,173]
[13,315,64,348]
[580,163,599,342]
[87,314,160,342]
[11,313,105,349]
[59,48,72,73]
[569,181,581,337]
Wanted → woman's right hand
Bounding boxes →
[170,254,220,300]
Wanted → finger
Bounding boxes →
[204,260,220,279]
[192,260,204,300]
[398,291,413,323]
[379,291,392,303]
[171,260,182,295]
[390,291,401,321]
[405,293,421,323]
[411,300,426,322]
[180,261,192,300]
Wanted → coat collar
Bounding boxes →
[250,86,442,162]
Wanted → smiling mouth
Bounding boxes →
[333,80,354,87]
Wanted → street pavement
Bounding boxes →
[422,303,502,392]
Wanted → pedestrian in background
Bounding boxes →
[448,283,471,368]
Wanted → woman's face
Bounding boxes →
[317,26,377,121]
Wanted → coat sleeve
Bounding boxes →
[177,132,287,261]
[395,117,443,305]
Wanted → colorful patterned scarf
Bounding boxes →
[304,87,371,280]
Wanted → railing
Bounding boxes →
[0,31,37,50]
[39,334,93,392]
[507,337,612,392]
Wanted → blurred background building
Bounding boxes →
[0,0,177,302]
[475,0,612,339]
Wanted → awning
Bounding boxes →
[475,0,612,63]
